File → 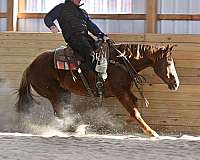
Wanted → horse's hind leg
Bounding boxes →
[31,79,71,119]
[49,88,71,118]
[115,90,159,137]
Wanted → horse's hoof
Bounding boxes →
[54,113,64,119]
[150,130,159,138]
[143,129,159,138]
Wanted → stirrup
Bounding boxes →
[96,74,104,96]
[96,76,104,106]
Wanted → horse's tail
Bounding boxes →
[15,67,34,113]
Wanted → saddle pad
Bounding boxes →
[54,46,80,70]
[56,61,77,70]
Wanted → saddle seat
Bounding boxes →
[54,45,83,70]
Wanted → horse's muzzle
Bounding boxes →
[168,82,179,91]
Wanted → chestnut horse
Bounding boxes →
[16,43,179,137]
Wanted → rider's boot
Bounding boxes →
[95,57,108,80]
[95,57,108,96]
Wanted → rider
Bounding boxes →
[44,0,109,79]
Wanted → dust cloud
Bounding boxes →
[0,80,127,135]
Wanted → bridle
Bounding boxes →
[108,40,149,107]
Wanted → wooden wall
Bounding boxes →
[1,32,200,135]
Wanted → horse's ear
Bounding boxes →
[162,45,171,58]
[169,44,177,51]
[165,44,170,51]
[162,45,169,57]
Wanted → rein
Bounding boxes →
[108,41,149,107]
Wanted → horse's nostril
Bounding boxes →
[174,83,177,87]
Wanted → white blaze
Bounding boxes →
[167,59,180,90]
[135,44,140,60]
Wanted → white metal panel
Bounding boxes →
[0,0,7,12]
[174,21,189,34]
[157,0,175,13]
[189,21,200,34]
[158,20,200,34]
[23,0,140,14]
[75,19,144,33]
[174,0,189,14]
[157,0,161,14]
[0,18,7,31]
[17,0,146,33]
[92,19,107,32]
[16,0,200,34]
[158,20,174,34]
[131,20,145,33]
[157,21,161,33]
[26,0,45,12]
[158,0,200,34]
[105,20,120,33]
[43,0,63,13]
[18,18,145,33]
[158,0,200,14]
[158,20,189,34]
[18,19,49,32]
[88,20,145,33]
[132,0,146,13]
[189,0,200,14]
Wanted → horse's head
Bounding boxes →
[152,45,180,91]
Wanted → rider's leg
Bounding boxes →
[87,34,96,49]
[68,34,107,83]
[68,34,95,70]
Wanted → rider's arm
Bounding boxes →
[44,3,63,29]
[82,9,105,38]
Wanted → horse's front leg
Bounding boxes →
[115,90,159,137]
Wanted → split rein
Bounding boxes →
[108,41,150,107]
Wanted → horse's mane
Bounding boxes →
[115,43,168,60]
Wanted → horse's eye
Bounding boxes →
[167,62,171,66]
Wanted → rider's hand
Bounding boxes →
[97,33,109,42]
[102,35,110,42]
[50,26,59,33]
[103,35,114,44]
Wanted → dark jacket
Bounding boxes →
[44,1,105,42]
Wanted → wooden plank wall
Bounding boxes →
[1,32,200,135]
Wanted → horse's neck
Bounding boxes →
[129,57,151,73]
